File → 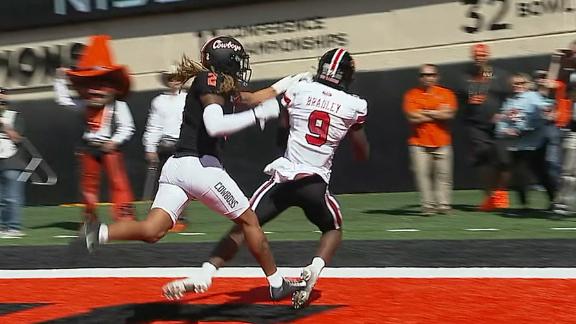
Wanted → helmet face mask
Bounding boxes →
[315,48,355,91]
[201,36,252,86]
[235,50,252,86]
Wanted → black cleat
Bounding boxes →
[70,221,101,255]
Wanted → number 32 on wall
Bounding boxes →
[461,0,512,33]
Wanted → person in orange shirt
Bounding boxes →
[403,64,458,215]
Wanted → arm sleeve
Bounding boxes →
[203,103,257,137]
[355,99,368,125]
[403,90,418,113]
[53,76,80,107]
[111,102,135,144]
[142,97,163,153]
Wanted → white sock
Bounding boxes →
[266,271,283,288]
[98,224,109,244]
[201,262,217,278]
[310,257,326,272]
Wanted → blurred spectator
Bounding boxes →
[556,40,576,86]
[533,70,562,185]
[403,64,457,215]
[552,87,576,217]
[456,43,511,211]
[545,40,576,217]
[142,66,188,231]
[0,88,27,237]
[495,73,556,208]
[53,35,136,223]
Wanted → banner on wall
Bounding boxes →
[197,16,349,63]
[3,0,576,88]
[0,0,266,32]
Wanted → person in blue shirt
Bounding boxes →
[495,73,557,209]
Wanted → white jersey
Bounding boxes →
[265,80,367,183]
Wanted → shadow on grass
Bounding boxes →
[30,221,80,231]
[495,208,576,221]
[450,204,479,212]
[363,203,479,216]
[362,204,426,217]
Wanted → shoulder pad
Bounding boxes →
[193,71,224,95]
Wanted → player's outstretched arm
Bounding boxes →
[240,87,277,108]
[348,124,370,161]
[201,93,279,137]
[239,72,313,107]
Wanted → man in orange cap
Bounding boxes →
[53,35,136,223]
[457,43,511,211]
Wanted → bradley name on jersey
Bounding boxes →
[305,94,341,114]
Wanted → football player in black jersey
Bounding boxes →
[73,36,304,301]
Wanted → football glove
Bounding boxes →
[253,98,280,130]
[271,72,313,94]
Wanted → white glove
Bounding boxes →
[271,72,313,94]
[253,98,280,130]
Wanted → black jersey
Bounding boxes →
[456,64,510,128]
[174,71,234,161]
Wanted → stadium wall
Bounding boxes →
[1,0,575,205]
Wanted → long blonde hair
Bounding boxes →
[173,54,238,94]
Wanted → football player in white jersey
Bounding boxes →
[163,48,370,309]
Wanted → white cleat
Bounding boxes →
[162,276,212,300]
[292,266,320,309]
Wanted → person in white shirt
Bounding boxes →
[53,35,136,223]
[162,48,370,309]
[142,66,188,231]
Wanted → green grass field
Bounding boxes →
[4,190,576,246]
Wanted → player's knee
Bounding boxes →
[235,208,260,228]
[228,225,245,245]
[322,228,342,236]
[141,222,167,243]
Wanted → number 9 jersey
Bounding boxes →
[268,78,367,183]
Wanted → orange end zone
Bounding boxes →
[0,277,575,323]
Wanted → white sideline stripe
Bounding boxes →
[177,232,206,236]
[387,229,419,232]
[2,267,576,279]
[263,231,274,234]
[53,235,78,238]
[550,227,576,230]
[465,228,500,231]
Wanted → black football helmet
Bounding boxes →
[200,36,251,85]
[315,48,355,90]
